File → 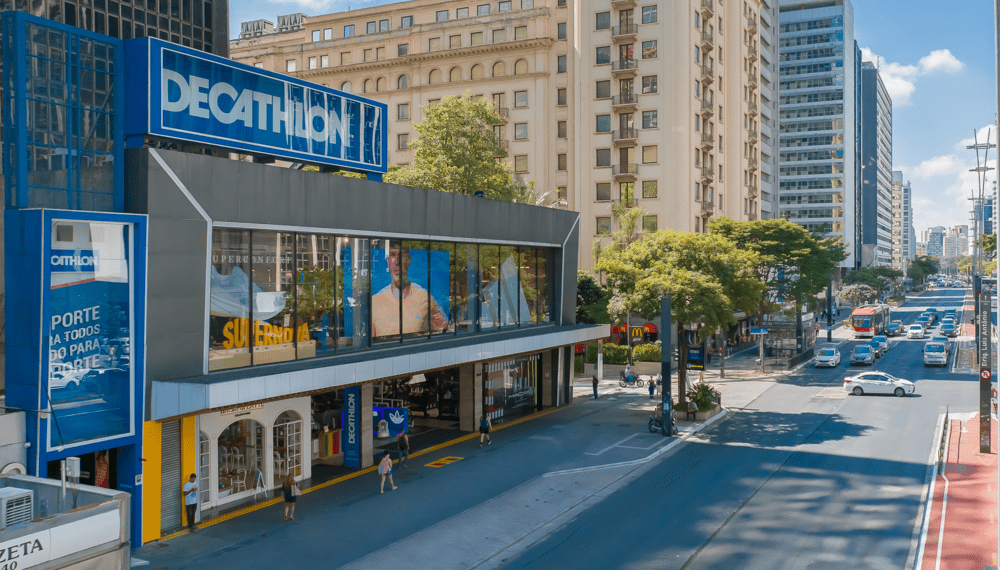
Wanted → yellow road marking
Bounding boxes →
[426,456,464,468]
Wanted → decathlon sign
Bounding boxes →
[124,38,387,174]
[49,250,96,272]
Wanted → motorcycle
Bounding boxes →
[619,367,645,388]
[648,410,678,435]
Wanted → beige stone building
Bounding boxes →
[230,0,777,273]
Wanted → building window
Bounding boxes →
[596,11,611,30]
[341,81,352,92]
[514,155,528,172]
[596,182,611,201]
[493,29,506,43]
[695,115,701,131]
[515,26,527,41]
[341,52,352,65]
[493,62,507,76]
[286,59,296,72]
[695,12,700,28]
[471,32,484,45]
[557,153,567,171]
[642,75,657,94]
[695,81,701,98]
[401,15,413,28]
[364,79,373,93]
[558,22,566,40]
[398,103,410,120]
[321,55,329,67]
[558,88,567,106]
[642,110,658,129]
[642,146,657,164]
[642,40,657,59]
[436,10,449,21]
[450,35,462,48]
[499,1,512,12]
[642,180,657,198]
[642,216,658,232]
[478,4,490,15]
[429,69,442,84]
[522,0,534,7]
[558,186,567,200]
[255,63,264,69]
[308,56,317,69]
[398,75,411,90]
[641,5,657,24]
[428,99,441,106]
[596,46,611,65]
[364,48,374,62]
[380,19,389,32]
[596,114,611,133]
[344,24,355,37]
[450,67,462,82]
[514,123,528,140]
[325,28,333,40]
[514,90,529,107]
[695,46,700,63]
[429,37,441,51]
[596,80,611,98]
[557,55,567,73]
[514,60,528,75]
[557,0,566,5]
[398,133,409,150]
[471,64,484,79]
[367,21,377,34]
[596,148,611,167]
[312,30,320,42]
[597,217,612,235]
[557,121,567,138]
[695,182,701,200]
[457,7,470,18]
[398,43,409,56]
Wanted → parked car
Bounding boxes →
[941,323,958,337]
[844,371,915,397]
[907,325,925,339]
[923,342,949,367]
[885,322,902,337]
[815,348,841,367]
[872,335,889,354]
[850,345,875,366]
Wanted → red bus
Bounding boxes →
[851,304,890,338]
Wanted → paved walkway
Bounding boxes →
[919,413,998,570]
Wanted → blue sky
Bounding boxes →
[230,0,997,240]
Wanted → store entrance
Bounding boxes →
[375,367,461,428]
[46,448,117,489]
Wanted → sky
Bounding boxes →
[229,0,998,241]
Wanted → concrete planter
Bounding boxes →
[695,405,723,421]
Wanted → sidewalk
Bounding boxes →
[919,413,998,570]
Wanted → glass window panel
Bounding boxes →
[596,46,610,65]
[596,80,610,98]
[596,11,610,29]
[480,245,500,330]
[453,244,478,335]
[642,40,657,58]
[498,245,519,328]
[537,249,551,322]
[294,233,337,359]
[209,229,251,370]
[642,110,658,129]
[399,240,448,340]
[519,248,538,324]
[642,180,658,198]
[250,231,295,366]
[372,239,402,343]
[430,243,455,337]
[596,114,611,132]
[335,237,370,352]
[596,182,611,201]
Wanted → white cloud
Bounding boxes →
[910,154,963,180]
[860,47,965,106]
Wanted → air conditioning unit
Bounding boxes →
[0,487,34,530]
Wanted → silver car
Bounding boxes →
[850,345,875,366]
[815,348,841,367]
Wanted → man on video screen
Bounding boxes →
[373,246,448,337]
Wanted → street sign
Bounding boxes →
[750,328,768,335]
[979,285,993,453]
[983,370,993,381]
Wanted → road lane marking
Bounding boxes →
[425,456,463,468]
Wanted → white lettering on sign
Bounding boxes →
[49,254,95,268]
[346,392,357,445]
[161,70,345,145]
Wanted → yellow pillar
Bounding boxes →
[179,416,198,527]
[141,421,162,544]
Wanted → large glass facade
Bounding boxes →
[208,228,558,370]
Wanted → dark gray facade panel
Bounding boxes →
[560,220,580,325]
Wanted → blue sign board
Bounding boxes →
[124,38,388,174]
[373,407,409,435]
[750,328,768,335]
[686,347,705,370]
[343,386,361,469]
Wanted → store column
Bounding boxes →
[458,363,480,432]
[541,351,554,407]
[361,383,374,468]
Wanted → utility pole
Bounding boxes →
[967,128,995,454]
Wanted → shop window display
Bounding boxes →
[372,240,448,342]
[485,355,539,424]
[294,234,337,359]
[273,411,303,486]
[199,432,211,505]
[336,236,371,352]
[217,419,264,500]
[453,243,478,335]
[251,231,296,365]
[209,229,252,370]
[377,367,460,421]
[429,242,455,337]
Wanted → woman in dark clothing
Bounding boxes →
[282,475,297,520]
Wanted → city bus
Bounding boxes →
[851,304,891,338]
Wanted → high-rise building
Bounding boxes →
[777,0,859,269]
[891,171,913,271]
[229,0,779,273]
[860,62,892,267]
[926,225,945,258]
[915,242,927,257]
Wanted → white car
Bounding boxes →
[815,348,841,367]
[906,324,925,339]
[844,372,916,397]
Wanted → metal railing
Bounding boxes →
[702,166,715,181]
[612,59,638,73]
[700,0,714,16]
[701,131,715,148]
[611,24,639,39]
[612,127,639,142]
[612,93,638,107]
[612,163,639,177]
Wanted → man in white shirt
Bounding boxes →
[373,247,448,337]
[182,473,198,531]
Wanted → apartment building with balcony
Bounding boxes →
[891,170,913,272]
[230,0,776,274]
[777,0,860,269]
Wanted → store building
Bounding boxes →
[2,12,603,546]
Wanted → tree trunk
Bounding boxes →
[795,299,803,355]
[677,321,688,404]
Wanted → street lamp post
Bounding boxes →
[967,128,995,455]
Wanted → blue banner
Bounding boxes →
[343,386,361,469]
[125,38,387,174]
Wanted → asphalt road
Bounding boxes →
[498,289,978,570]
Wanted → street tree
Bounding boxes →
[576,271,610,325]
[839,283,878,307]
[709,217,846,350]
[595,229,763,403]
[907,256,940,285]
[384,92,532,202]
[844,267,904,297]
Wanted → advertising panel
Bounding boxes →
[125,38,387,173]
[371,246,450,340]
[343,386,361,469]
[44,218,137,450]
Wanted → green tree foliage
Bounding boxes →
[844,267,904,296]
[839,283,879,307]
[384,92,532,202]
[595,229,763,403]
[983,234,997,258]
[907,256,940,285]
[709,217,846,332]
[576,271,610,324]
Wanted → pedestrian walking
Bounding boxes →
[282,474,299,520]
[686,400,698,421]
[182,473,198,531]
[648,378,656,399]
[396,431,410,468]
[378,450,397,493]
[479,414,492,447]
[592,375,599,399]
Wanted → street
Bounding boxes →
[133,290,981,570]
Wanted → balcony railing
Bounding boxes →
[611,24,639,41]
[612,0,638,6]
[702,166,715,182]
[748,101,758,115]
[748,156,759,171]
[700,98,714,117]
[748,75,758,90]
[701,200,715,215]
[700,131,715,149]
[701,30,714,48]
[748,212,758,221]
[747,129,758,142]
[612,93,639,109]
[700,0,714,17]
[613,127,639,143]
[612,59,638,74]
[748,183,759,198]
[490,107,510,123]
[700,63,714,83]
[748,43,758,62]
[612,163,639,178]
[494,140,509,156]
[613,197,637,209]
[747,17,758,36]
